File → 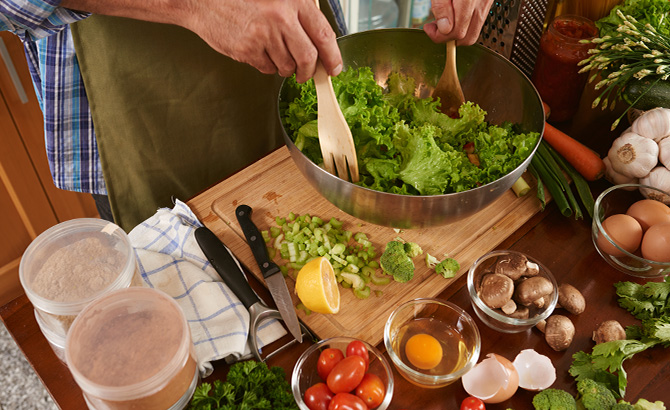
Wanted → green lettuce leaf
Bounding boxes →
[280,68,539,195]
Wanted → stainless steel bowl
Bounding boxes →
[278,28,544,229]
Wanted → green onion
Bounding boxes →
[531,140,596,220]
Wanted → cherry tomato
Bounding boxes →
[355,373,385,408]
[461,396,486,410]
[304,382,334,410]
[346,340,369,371]
[326,355,366,394]
[328,392,368,410]
[318,348,345,381]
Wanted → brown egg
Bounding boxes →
[597,214,643,257]
[641,222,670,262]
[626,199,670,231]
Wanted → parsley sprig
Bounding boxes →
[188,360,298,410]
[569,276,670,398]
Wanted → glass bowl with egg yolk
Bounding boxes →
[384,298,481,388]
[593,183,670,278]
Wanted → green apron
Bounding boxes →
[71,8,343,231]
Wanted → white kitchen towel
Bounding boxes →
[128,199,287,377]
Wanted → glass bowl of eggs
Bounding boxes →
[383,298,481,389]
[593,183,670,278]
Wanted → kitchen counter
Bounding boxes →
[1,150,669,409]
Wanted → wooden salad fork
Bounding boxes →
[432,40,465,117]
[312,1,359,182]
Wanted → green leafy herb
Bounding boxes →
[188,360,298,410]
[281,67,539,195]
[568,276,670,398]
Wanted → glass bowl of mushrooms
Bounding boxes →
[466,250,558,333]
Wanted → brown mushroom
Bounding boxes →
[514,276,554,306]
[478,273,514,309]
[501,299,518,315]
[495,253,528,280]
[507,305,530,319]
[525,261,540,277]
[593,320,626,344]
[542,315,575,351]
[557,283,586,315]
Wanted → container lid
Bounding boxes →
[19,218,136,315]
[65,287,192,401]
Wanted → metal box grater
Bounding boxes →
[477,0,549,78]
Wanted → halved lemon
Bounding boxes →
[295,257,340,314]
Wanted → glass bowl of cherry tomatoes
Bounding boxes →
[291,336,394,410]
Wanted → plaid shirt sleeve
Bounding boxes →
[0,0,89,40]
[1,0,106,195]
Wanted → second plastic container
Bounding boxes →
[65,287,198,410]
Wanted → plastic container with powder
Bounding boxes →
[65,287,198,410]
[19,218,137,361]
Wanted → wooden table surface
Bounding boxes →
[2,170,669,409]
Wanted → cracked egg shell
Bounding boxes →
[461,353,519,403]
[512,349,556,391]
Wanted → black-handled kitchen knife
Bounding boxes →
[195,226,306,362]
[235,205,303,343]
[194,226,260,310]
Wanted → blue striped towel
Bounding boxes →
[128,199,286,377]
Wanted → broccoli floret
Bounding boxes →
[611,403,635,410]
[403,241,423,258]
[631,399,666,410]
[435,258,460,278]
[425,253,439,269]
[532,388,577,410]
[577,379,617,410]
[380,240,415,283]
[425,253,460,278]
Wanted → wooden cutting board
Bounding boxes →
[187,146,543,346]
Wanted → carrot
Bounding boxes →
[541,122,605,181]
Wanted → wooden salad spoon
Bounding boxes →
[432,40,465,117]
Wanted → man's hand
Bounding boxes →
[61,0,343,82]
[186,0,342,82]
[423,0,494,45]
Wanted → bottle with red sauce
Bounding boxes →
[531,15,598,123]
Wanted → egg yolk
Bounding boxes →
[405,333,443,370]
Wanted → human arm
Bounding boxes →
[59,0,343,82]
[423,0,494,45]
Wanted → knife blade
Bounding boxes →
[235,204,303,343]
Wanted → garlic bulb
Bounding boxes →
[639,167,670,204]
[603,157,639,189]
[659,137,670,169]
[607,131,659,178]
[631,108,670,142]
